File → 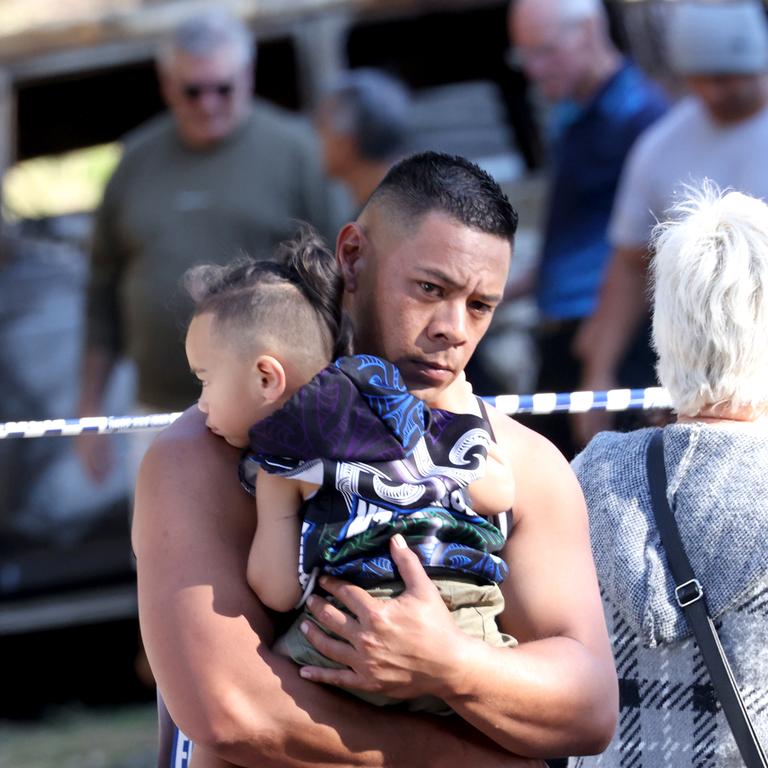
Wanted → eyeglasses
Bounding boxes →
[181,82,234,101]
[506,43,562,70]
[506,21,584,70]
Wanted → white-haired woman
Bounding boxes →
[571,185,768,767]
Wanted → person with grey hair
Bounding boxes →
[507,0,667,460]
[154,8,254,148]
[572,184,768,766]
[77,7,333,484]
[574,0,768,445]
[314,68,410,210]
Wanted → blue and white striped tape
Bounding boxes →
[0,412,184,440]
[484,386,672,416]
[0,386,674,440]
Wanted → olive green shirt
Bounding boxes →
[86,101,334,410]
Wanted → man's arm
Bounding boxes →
[75,346,120,481]
[573,99,658,405]
[298,412,617,759]
[77,347,118,416]
[460,412,617,756]
[571,244,650,445]
[133,407,544,768]
[76,172,126,480]
[575,244,650,388]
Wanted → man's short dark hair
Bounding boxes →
[366,151,518,244]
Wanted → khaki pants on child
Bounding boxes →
[277,576,517,715]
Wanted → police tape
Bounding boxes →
[485,386,672,417]
[0,386,674,440]
[0,412,185,440]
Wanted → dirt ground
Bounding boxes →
[0,703,157,768]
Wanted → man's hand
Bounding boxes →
[76,347,117,483]
[75,432,114,483]
[297,535,467,701]
[571,319,618,448]
[569,370,617,450]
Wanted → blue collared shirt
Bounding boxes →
[536,60,667,320]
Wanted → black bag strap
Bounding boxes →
[646,430,768,768]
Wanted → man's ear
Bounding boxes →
[251,355,287,404]
[336,222,366,293]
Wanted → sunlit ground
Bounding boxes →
[0,703,157,768]
[2,143,120,221]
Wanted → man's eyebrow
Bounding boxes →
[416,267,503,303]
[189,366,206,374]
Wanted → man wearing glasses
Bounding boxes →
[506,0,666,460]
[77,8,333,485]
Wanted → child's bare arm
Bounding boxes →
[427,374,514,516]
[469,441,516,517]
[248,470,303,612]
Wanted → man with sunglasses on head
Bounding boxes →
[506,0,666,461]
[77,8,333,485]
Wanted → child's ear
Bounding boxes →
[251,355,287,404]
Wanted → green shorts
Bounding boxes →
[276,576,517,715]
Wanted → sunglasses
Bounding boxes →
[181,82,234,101]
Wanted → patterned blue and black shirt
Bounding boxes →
[240,355,508,595]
